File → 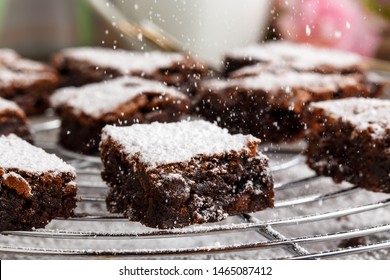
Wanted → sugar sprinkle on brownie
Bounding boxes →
[0,97,33,142]
[0,96,20,111]
[204,71,362,92]
[58,47,185,75]
[0,134,75,174]
[53,47,208,98]
[305,97,390,193]
[0,134,77,231]
[101,120,259,167]
[101,120,273,228]
[0,48,59,115]
[51,76,188,118]
[0,49,57,85]
[224,41,362,73]
[197,70,380,143]
[308,98,390,138]
[52,77,190,154]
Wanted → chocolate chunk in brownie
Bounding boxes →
[100,120,274,229]
[196,71,383,143]
[0,49,59,115]
[0,97,33,142]
[52,47,207,97]
[223,41,364,76]
[0,134,78,231]
[305,97,390,193]
[51,76,190,154]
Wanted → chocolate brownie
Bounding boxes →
[0,134,78,231]
[0,49,59,115]
[197,71,384,143]
[0,97,33,142]
[223,41,364,76]
[305,98,390,193]
[100,120,274,229]
[51,76,190,154]
[52,47,207,97]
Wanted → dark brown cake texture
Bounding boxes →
[305,97,390,193]
[0,49,59,115]
[100,120,274,229]
[52,47,208,97]
[51,76,190,154]
[223,41,365,76]
[196,71,383,143]
[0,134,78,231]
[0,97,33,142]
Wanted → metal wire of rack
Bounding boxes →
[0,119,389,260]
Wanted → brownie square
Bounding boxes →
[0,134,78,231]
[223,41,364,76]
[51,76,190,154]
[0,97,33,143]
[196,71,383,143]
[52,47,207,97]
[100,120,274,229]
[305,98,390,193]
[0,49,59,115]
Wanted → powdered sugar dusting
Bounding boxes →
[229,64,282,78]
[204,72,360,93]
[0,134,75,174]
[61,47,185,75]
[0,97,20,112]
[226,41,362,71]
[0,68,51,87]
[310,98,390,138]
[102,120,260,166]
[50,77,187,118]
[0,49,55,87]
[0,49,20,62]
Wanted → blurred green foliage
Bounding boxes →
[362,0,390,20]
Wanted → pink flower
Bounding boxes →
[276,0,381,56]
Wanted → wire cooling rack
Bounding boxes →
[0,119,389,260]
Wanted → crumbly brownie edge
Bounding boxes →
[304,106,390,193]
[196,86,312,143]
[0,109,33,142]
[101,136,274,229]
[0,169,78,231]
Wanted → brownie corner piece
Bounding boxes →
[51,76,190,154]
[52,47,208,97]
[100,120,274,229]
[0,49,59,115]
[305,97,390,193]
[0,134,78,231]
[223,41,364,76]
[0,97,33,142]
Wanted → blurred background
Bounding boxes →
[0,0,389,64]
